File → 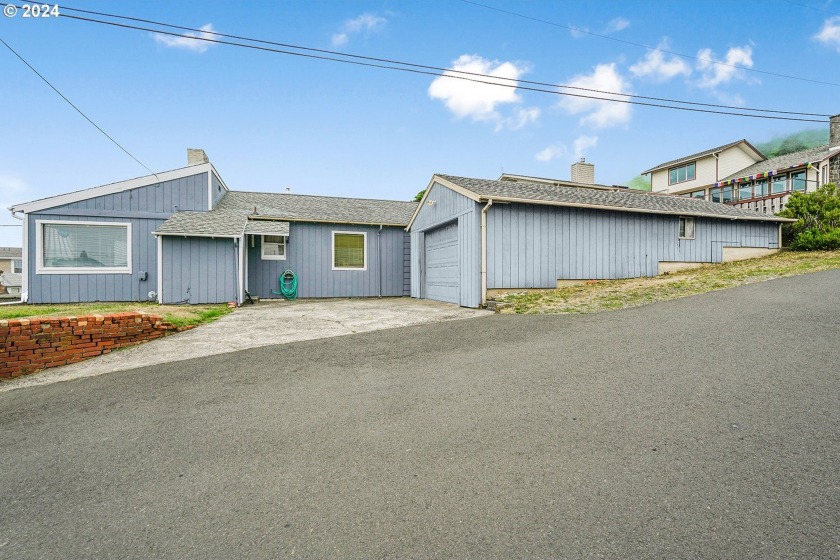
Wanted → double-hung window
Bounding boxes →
[668,162,696,185]
[261,235,287,260]
[37,220,131,274]
[679,217,696,240]
[333,231,366,270]
[12,259,22,273]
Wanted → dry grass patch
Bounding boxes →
[495,250,840,314]
[0,302,233,328]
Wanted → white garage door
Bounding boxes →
[424,222,460,305]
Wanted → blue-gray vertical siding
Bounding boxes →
[161,236,238,304]
[486,203,780,288]
[25,173,208,303]
[25,214,165,303]
[211,171,226,209]
[409,182,481,307]
[247,223,408,299]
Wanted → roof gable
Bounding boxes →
[642,140,765,175]
[9,163,219,214]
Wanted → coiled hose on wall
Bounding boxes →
[271,269,298,300]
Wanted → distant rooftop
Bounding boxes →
[0,247,22,259]
[642,139,765,175]
[721,145,838,182]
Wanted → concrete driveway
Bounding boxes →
[1,297,487,392]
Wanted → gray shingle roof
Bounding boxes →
[216,191,418,226]
[641,139,763,174]
[437,175,792,223]
[244,220,290,236]
[0,247,22,259]
[721,145,834,182]
[155,211,248,237]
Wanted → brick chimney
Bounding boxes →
[830,114,840,149]
[571,158,595,184]
[187,148,209,166]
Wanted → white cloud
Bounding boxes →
[153,24,216,53]
[605,17,630,33]
[331,14,387,47]
[535,144,567,163]
[429,54,536,129]
[629,40,691,81]
[497,107,541,131]
[696,45,754,88]
[558,63,632,128]
[815,16,840,52]
[573,135,598,159]
[569,26,589,39]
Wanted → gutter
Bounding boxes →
[480,199,493,307]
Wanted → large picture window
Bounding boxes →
[261,235,286,260]
[333,231,366,270]
[791,171,807,192]
[772,175,787,194]
[37,221,131,274]
[668,162,696,185]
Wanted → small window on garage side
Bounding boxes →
[261,235,286,260]
[679,217,695,240]
[333,231,366,270]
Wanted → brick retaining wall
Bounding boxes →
[0,313,181,379]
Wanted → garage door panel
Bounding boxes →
[424,222,460,304]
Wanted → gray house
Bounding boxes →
[407,174,792,308]
[9,150,415,305]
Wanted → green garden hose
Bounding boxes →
[271,269,298,300]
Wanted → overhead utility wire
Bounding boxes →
[48,13,828,123]
[0,37,158,177]
[41,2,832,118]
[456,0,840,88]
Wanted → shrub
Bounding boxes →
[778,183,840,250]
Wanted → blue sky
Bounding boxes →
[2,0,839,246]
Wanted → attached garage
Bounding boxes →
[423,221,459,304]
[408,174,792,309]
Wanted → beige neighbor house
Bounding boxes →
[0,247,23,299]
[642,114,840,214]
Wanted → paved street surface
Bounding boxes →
[2,271,839,559]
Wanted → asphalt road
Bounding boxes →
[2,272,839,559]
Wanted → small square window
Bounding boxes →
[261,235,286,260]
[333,232,366,270]
[679,217,695,239]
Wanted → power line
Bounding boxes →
[9,10,824,123]
[0,37,158,177]
[40,2,833,118]
[455,0,840,89]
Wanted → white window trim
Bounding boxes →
[35,219,133,275]
[668,161,697,186]
[260,235,287,261]
[332,230,367,271]
[12,259,22,274]
[678,216,696,240]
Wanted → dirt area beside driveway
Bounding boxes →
[0,297,488,392]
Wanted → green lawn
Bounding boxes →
[494,250,840,314]
[0,302,233,328]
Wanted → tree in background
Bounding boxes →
[414,189,425,202]
[626,175,651,191]
[778,184,840,250]
[754,129,828,158]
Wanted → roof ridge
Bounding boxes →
[228,190,417,204]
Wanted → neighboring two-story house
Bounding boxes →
[642,114,840,213]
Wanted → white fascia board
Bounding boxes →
[10,163,214,214]
[481,195,796,223]
[405,175,480,231]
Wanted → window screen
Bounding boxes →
[333,233,365,269]
[42,223,128,269]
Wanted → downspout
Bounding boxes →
[377,225,383,298]
[481,199,493,306]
